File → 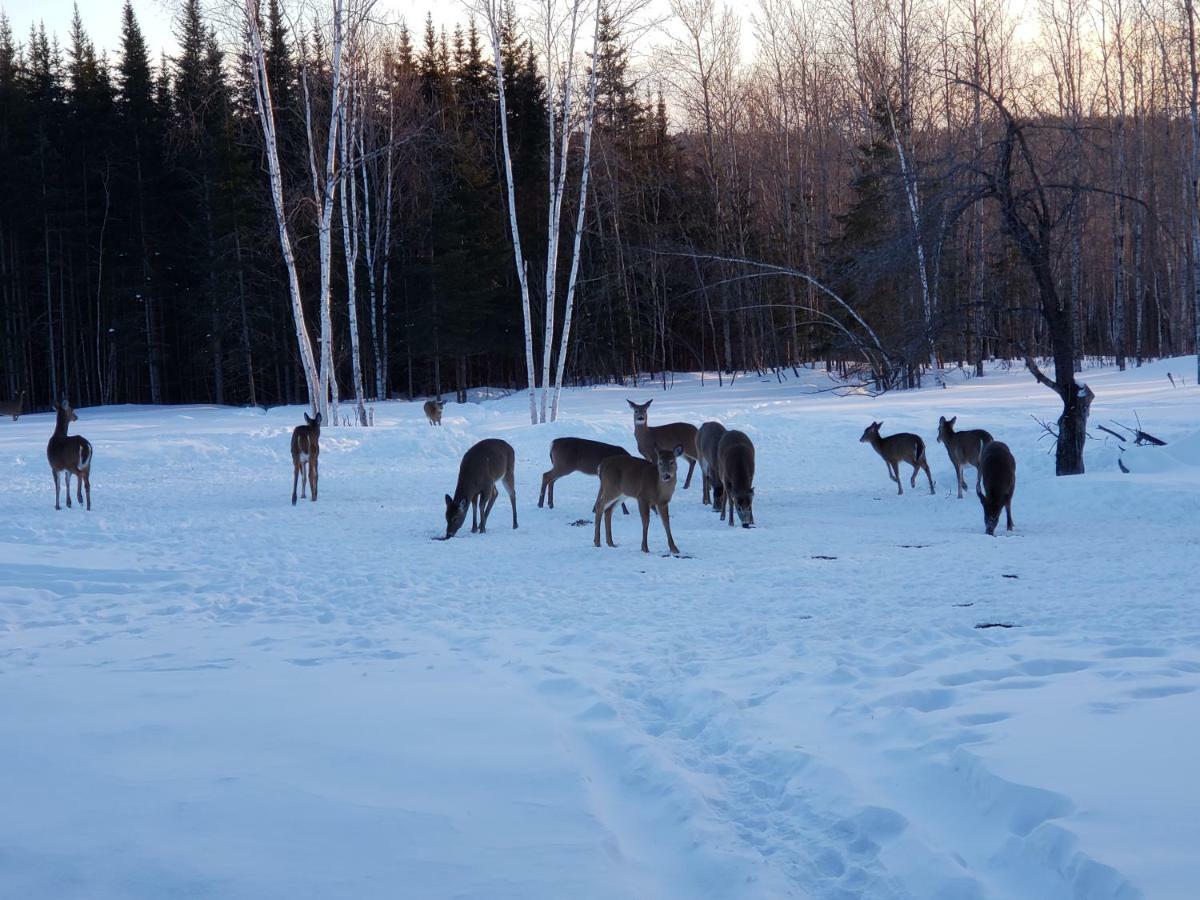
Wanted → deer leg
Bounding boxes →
[702,471,710,506]
[659,502,680,555]
[52,469,61,511]
[64,472,72,508]
[480,486,499,533]
[593,488,607,547]
[310,457,318,501]
[76,470,83,505]
[539,469,552,508]
[82,469,91,511]
[1005,500,1014,531]
[604,502,616,547]
[719,480,729,521]
[299,462,307,499]
[682,455,696,489]
[638,498,652,553]
[291,463,300,505]
[470,494,479,533]
[504,470,517,529]
[923,460,935,494]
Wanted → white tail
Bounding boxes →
[46,401,92,511]
[859,421,934,495]
[937,416,994,499]
[290,412,322,505]
[593,444,682,555]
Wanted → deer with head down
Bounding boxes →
[859,421,934,495]
[47,400,92,510]
[444,438,517,538]
[423,399,445,426]
[290,412,321,505]
[627,399,699,492]
[937,416,994,499]
[0,390,25,421]
[977,440,1016,535]
[593,445,682,555]
[718,430,755,527]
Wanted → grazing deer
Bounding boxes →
[937,416,995,499]
[47,401,92,511]
[423,399,445,426]
[0,390,25,421]
[627,399,699,491]
[539,437,631,514]
[290,412,321,505]
[977,440,1016,535]
[593,445,682,555]
[697,421,727,509]
[444,438,517,538]
[859,421,934,495]
[717,430,755,527]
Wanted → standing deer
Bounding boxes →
[0,390,25,421]
[444,438,517,538]
[423,399,445,426]
[977,441,1016,535]
[593,445,682,555]
[47,401,92,510]
[627,399,699,490]
[937,416,995,499]
[290,412,321,505]
[697,421,727,509]
[859,421,934,495]
[718,430,755,527]
[539,437,631,514]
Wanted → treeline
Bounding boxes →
[1,0,1198,414]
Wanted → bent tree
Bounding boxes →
[971,85,1093,475]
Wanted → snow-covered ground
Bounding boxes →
[2,359,1198,900]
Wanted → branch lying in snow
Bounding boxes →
[1097,424,1126,442]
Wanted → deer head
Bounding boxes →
[655,445,681,482]
[444,493,470,538]
[936,415,956,444]
[859,421,881,443]
[627,399,652,425]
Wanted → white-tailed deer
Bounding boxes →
[717,430,755,527]
[47,401,92,510]
[539,437,631,514]
[423,399,445,426]
[0,390,25,421]
[937,416,995,499]
[859,421,934,495]
[627,399,699,491]
[977,440,1016,535]
[290,412,321,505]
[444,438,517,538]
[697,421,727,509]
[593,445,682,555]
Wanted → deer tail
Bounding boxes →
[79,442,91,470]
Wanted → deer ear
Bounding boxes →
[626,399,637,409]
[445,493,454,508]
[305,413,313,425]
[645,399,653,407]
[939,416,946,424]
[315,413,322,424]
[949,416,957,425]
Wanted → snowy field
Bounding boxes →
[1,359,1198,900]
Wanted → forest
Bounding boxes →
[1,0,1199,426]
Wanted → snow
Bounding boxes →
[2,358,1198,900]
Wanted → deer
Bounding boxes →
[539,437,632,514]
[0,390,25,421]
[593,445,682,555]
[937,416,995,499]
[627,399,699,492]
[697,421,727,509]
[977,440,1016,535]
[290,412,321,505]
[859,421,934,495]
[423,399,445,426]
[444,438,517,538]
[47,400,92,511]
[717,430,755,527]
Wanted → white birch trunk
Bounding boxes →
[244,0,321,409]
[482,0,538,424]
[339,76,366,419]
[550,8,601,422]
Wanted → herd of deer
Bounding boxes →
[7,389,1015,544]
